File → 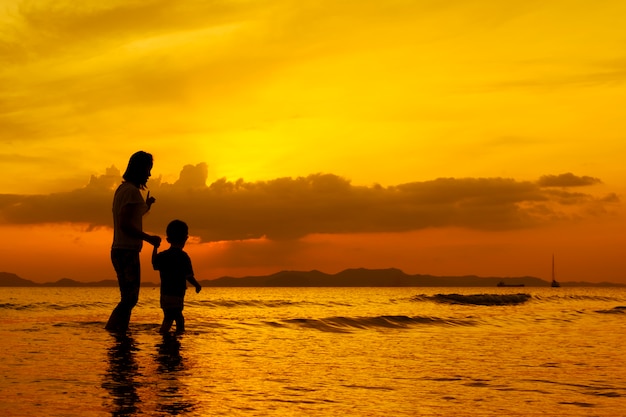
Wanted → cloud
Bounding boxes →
[1,0,514,140]
[0,1,293,145]
[490,58,626,92]
[6,1,255,61]
[537,173,602,187]
[0,164,618,241]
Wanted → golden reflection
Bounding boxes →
[102,334,141,417]
[155,334,197,415]
[101,333,198,416]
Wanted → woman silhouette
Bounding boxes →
[105,151,161,332]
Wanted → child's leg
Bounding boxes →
[174,312,185,333]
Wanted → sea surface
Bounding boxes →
[1,286,625,416]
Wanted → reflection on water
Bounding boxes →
[157,334,184,373]
[102,333,197,416]
[102,334,141,416]
[155,334,196,415]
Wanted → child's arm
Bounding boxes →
[187,275,202,293]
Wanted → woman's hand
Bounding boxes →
[146,191,156,210]
[147,235,161,247]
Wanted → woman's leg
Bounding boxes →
[106,249,141,332]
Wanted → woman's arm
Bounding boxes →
[120,203,161,246]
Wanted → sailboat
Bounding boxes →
[551,254,561,287]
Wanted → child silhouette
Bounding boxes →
[152,220,202,333]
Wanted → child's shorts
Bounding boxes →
[160,295,184,310]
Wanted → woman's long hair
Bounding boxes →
[122,151,153,189]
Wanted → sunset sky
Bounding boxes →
[1,0,625,284]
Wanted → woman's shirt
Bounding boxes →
[112,181,147,251]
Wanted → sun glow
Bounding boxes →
[1,0,625,284]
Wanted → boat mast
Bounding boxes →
[550,254,560,287]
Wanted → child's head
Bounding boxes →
[166,220,188,245]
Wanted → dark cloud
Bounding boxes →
[0,165,617,242]
[537,173,602,187]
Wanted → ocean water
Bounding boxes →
[1,286,625,416]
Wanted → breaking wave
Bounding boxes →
[412,293,532,306]
[595,306,626,314]
[271,315,476,332]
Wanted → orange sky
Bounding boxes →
[1,1,625,284]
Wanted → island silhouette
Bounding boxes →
[1,269,623,287]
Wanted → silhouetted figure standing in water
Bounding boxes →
[152,220,202,334]
[105,151,161,332]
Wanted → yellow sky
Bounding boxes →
[1,0,625,284]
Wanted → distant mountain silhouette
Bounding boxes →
[38,278,158,288]
[1,269,623,287]
[200,268,554,287]
[0,273,157,288]
[0,272,37,287]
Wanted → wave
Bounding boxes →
[187,299,329,308]
[595,306,626,314]
[412,293,532,306]
[532,294,626,303]
[0,301,111,310]
[0,299,323,310]
[273,315,476,332]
